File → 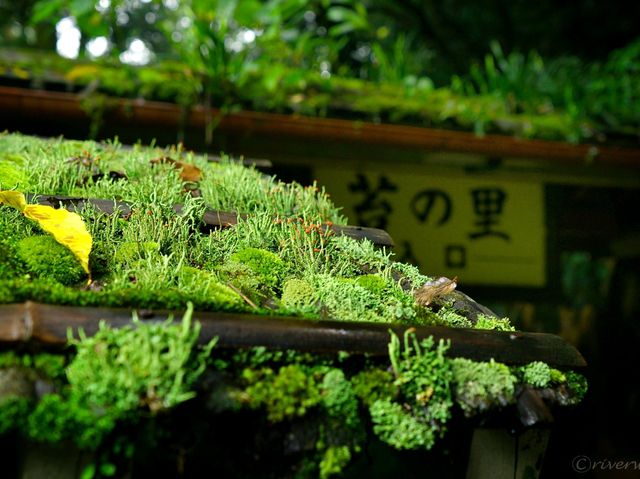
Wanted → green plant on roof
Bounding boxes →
[17,235,86,285]
[0,304,216,450]
[242,364,323,422]
[475,314,515,331]
[230,247,287,290]
[369,331,453,450]
[451,358,516,416]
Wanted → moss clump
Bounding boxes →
[230,247,287,290]
[281,278,316,310]
[519,361,553,388]
[435,307,473,328]
[370,399,438,450]
[0,154,29,190]
[451,358,516,416]
[114,241,160,264]
[67,304,215,417]
[319,445,352,479]
[16,236,86,285]
[351,369,396,406]
[243,364,322,422]
[354,274,387,294]
[0,240,24,279]
[566,371,588,402]
[178,266,245,310]
[369,332,453,450]
[322,369,360,429]
[475,314,515,331]
[0,396,32,435]
[308,273,416,323]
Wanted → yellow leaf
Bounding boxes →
[23,205,92,275]
[0,190,27,211]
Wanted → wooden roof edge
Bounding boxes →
[0,85,638,169]
[0,302,586,368]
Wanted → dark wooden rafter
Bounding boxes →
[1,86,638,169]
[0,302,586,368]
[26,194,395,247]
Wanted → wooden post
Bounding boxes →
[466,428,550,479]
[18,439,94,479]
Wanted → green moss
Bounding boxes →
[230,247,287,290]
[243,364,323,422]
[0,154,29,190]
[0,396,31,435]
[566,371,588,402]
[0,239,24,279]
[354,274,387,294]
[27,393,118,448]
[351,369,396,406]
[519,361,553,388]
[281,278,316,310]
[370,399,438,450]
[67,303,215,416]
[114,241,160,263]
[308,273,416,323]
[550,368,567,384]
[372,332,453,450]
[433,306,473,328]
[322,369,360,429]
[14,304,215,449]
[0,352,66,379]
[319,445,352,479]
[475,314,515,331]
[178,266,246,310]
[451,358,516,416]
[16,235,86,285]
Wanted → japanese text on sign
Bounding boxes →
[315,169,545,287]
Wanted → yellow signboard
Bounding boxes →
[315,167,546,287]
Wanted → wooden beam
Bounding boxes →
[0,302,586,368]
[0,86,637,169]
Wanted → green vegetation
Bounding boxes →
[0,133,588,476]
[451,358,516,416]
[475,314,516,331]
[0,322,587,476]
[0,132,509,330]
[0,305,214,449]
[17,235,86,285]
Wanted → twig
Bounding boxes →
[226,283,259,310]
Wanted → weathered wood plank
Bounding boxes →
[0,302,586,368]
[25,194,394,247]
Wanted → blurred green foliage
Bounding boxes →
[0,0,637,142]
